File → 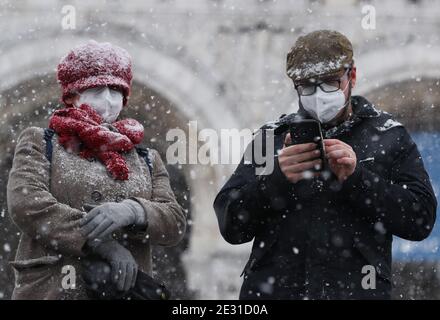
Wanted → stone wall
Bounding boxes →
[0,0,439,299]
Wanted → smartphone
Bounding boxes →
[288,119,327,172]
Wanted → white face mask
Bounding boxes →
[300,81,350,124]
[75,87,123,123]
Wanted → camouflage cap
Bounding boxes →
[286,30,353,83]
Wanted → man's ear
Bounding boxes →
[350,65,357,88]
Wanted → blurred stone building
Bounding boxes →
[0,0,439,299]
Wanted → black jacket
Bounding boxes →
[213,96,437,300]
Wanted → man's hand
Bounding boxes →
[324,139,357,182]
[278,133,322,183]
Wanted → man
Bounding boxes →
[213,30,437,299]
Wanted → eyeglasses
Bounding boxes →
[294,68,351,96]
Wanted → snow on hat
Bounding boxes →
[286,30,353,83]
[57,40,132,106]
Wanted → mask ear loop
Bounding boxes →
[340,67,353,119]
[295,83,311,119]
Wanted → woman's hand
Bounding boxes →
[87,239,138,292]
[80,200,146,240]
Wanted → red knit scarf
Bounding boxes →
[49,104,144,180]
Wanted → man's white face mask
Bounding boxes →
[300,80,350,124]
[75,86,123,123]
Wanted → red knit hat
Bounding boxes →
[57,40,132,106]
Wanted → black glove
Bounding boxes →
[86,239,138,292]
[82,258,171,300]
[80,200,147,240]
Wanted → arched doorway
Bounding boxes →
[0,74,195,298]
[0,29,242,300]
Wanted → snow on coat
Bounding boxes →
[214,95,437,299]
[6,126,186,300]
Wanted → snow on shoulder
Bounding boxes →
[376,118,404,132]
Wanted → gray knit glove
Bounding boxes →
[86,238,138,292]
[80,199,146,240]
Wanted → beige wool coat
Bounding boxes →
[6,126,186,300]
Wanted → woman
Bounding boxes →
[6,40,186,299]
